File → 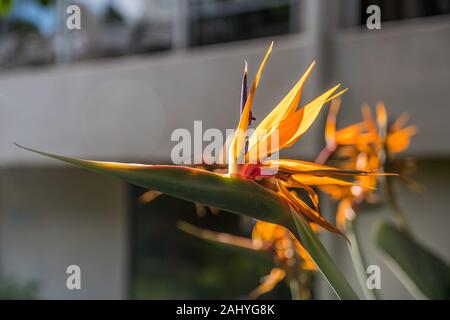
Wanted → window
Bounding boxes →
[128,185,293,299]
[360,0,450,24]
[0,0,300,69]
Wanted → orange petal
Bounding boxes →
[390,113,410,131]
[277,180,344,236]
[336,198,354,230]
[376,101,387,133]
[229,42,273,173]
[177,221,258,251]
[286,179,320,213]
[290,174,356,187]
[248,61,316,151]
[319,184,352,200]
[139,190,162,204]
[387,125,417,154]
[295,243,317,270]
[268,159,370,176]
[280,84,344,149]
[208,206,221,215]
[325,98,341,148]
[195,202,208,217]
[326,88,349,103]
[247,84,345,158]
[252,221,285,243]
[335,122,366,145]
[250,268,286,299]
[361,103,379,142]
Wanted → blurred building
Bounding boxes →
[0,0,449,299]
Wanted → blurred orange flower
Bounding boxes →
[178,219,315,299]
[318,99,417,228]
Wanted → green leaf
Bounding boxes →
[375,221,450,299]
[15,144,293,228]
[291,211,359,300]
[16,144,357,299]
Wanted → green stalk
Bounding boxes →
[288,276,302,300]
[291,211,359,300]
[286,268,311,300]
[285,259,306,300]
[288,274,311,300]
[384,155,409,231]
[345,217,379,300]
[385,174,408,231]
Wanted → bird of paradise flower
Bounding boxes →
[318,99,417,230]
[314,98,417,299]
[16,42,382,299]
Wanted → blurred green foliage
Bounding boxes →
[0,276,38,299]
[376,221,450,299]
[0,0,13,16]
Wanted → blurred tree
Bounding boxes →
[0,276,38,300]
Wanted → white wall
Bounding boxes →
[0,36,317,166]
[0,167,128,299]
[333,15,450,158]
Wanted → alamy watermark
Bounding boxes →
[64,4,381,32]
[171,121,279,175]
[66,264,81,290]
[66,4,81,30]
[366,265,381,290]
[366,5,381,30]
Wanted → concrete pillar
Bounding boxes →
[172,0,190,49]
[301,0,341,300]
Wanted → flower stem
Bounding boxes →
[345,217,380,300]
[315,145,335,165]
[287,270,311,300]
[288,276,302,300]
[385,174,408,231]
[384,157,409,231]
